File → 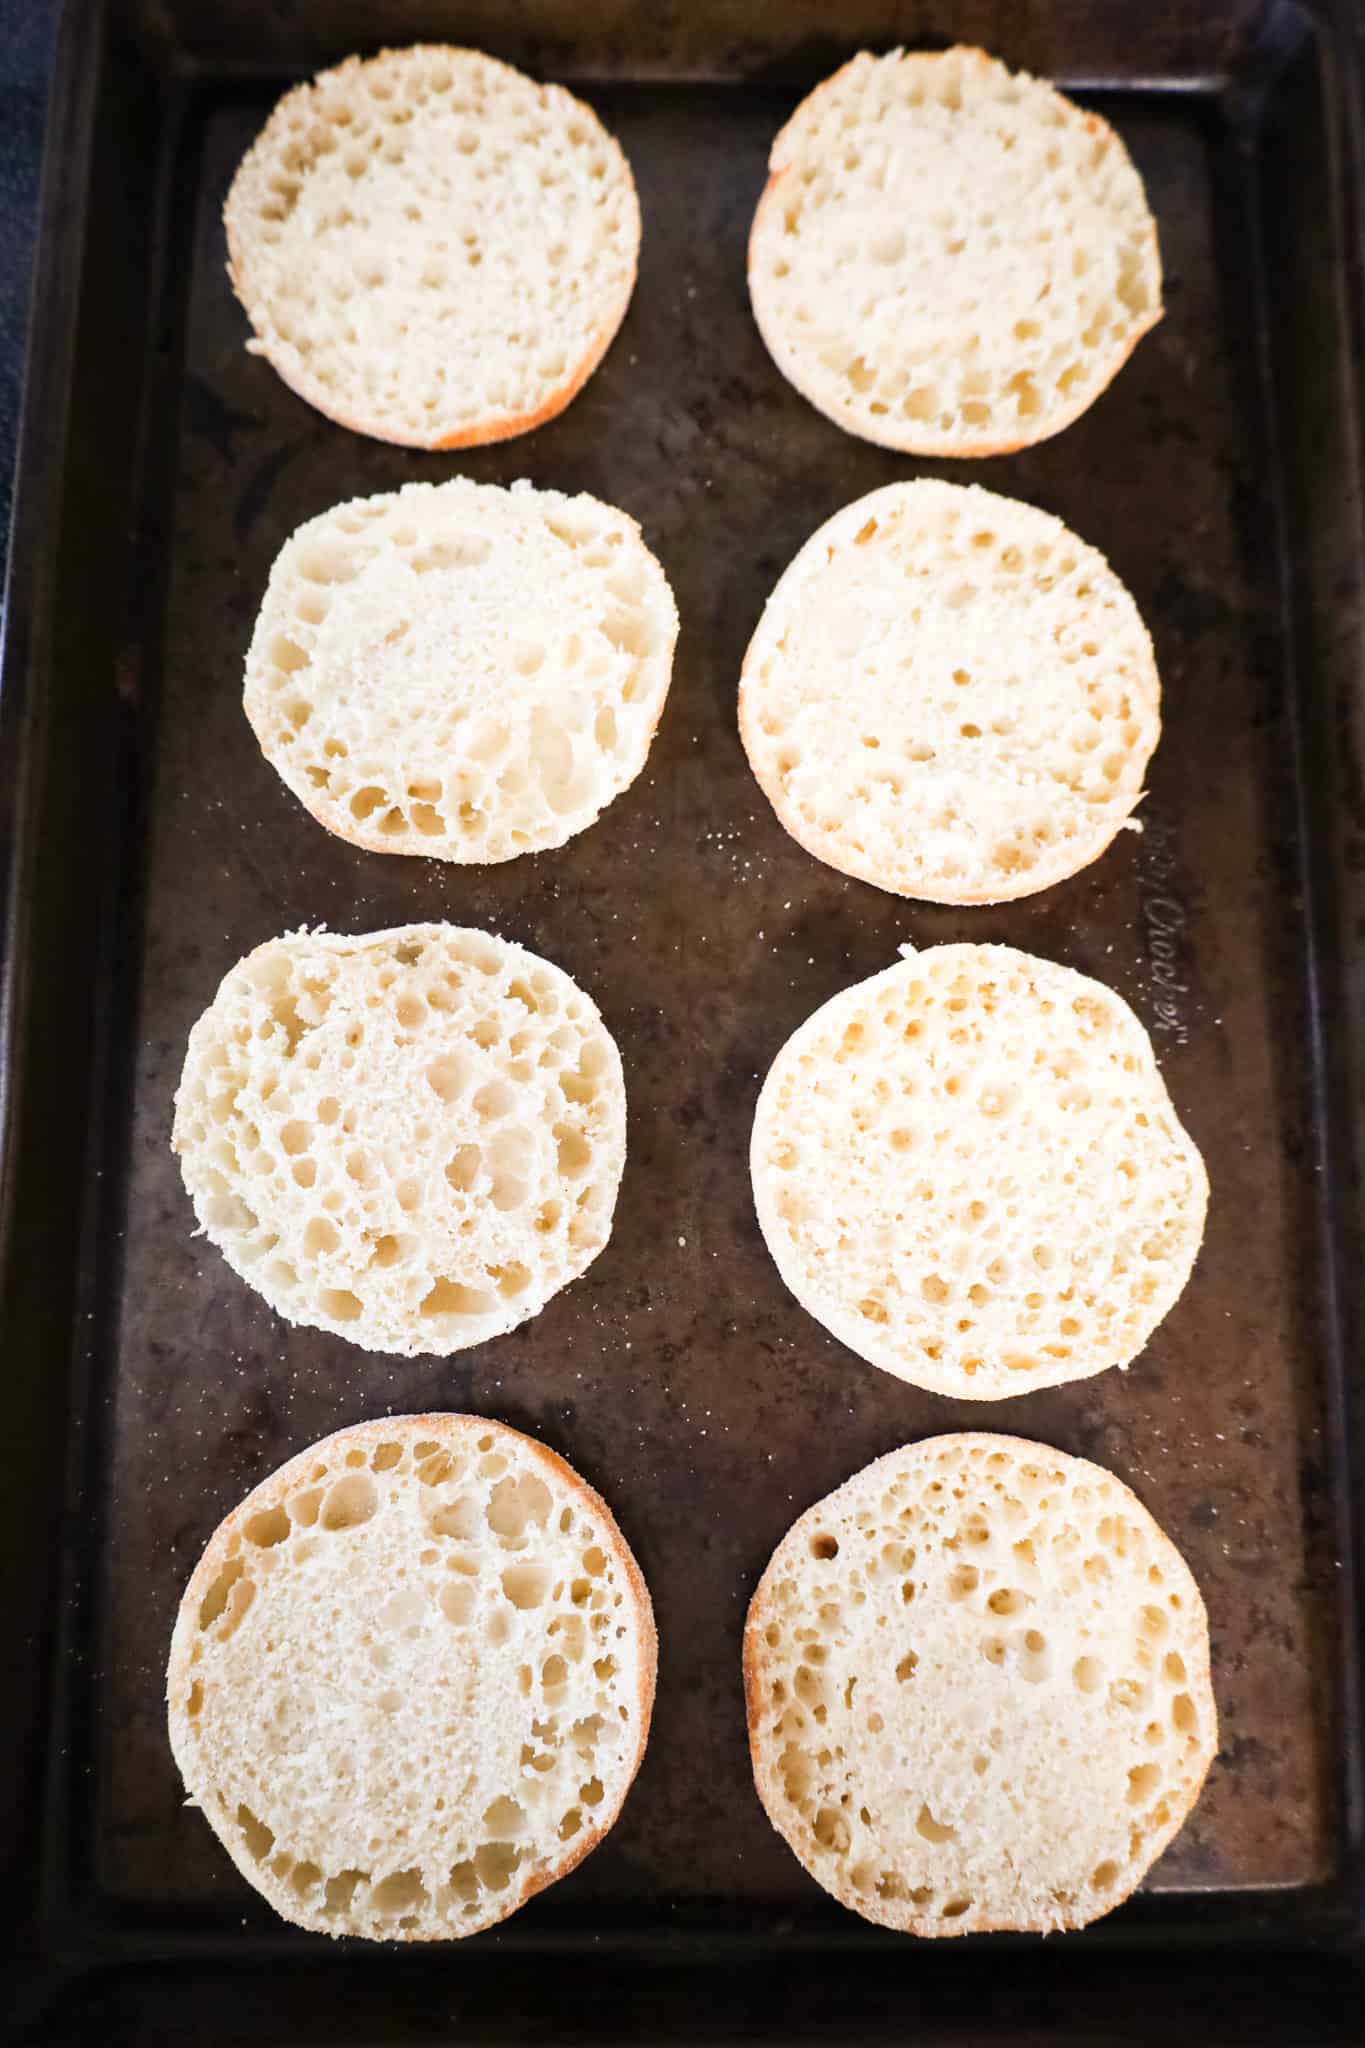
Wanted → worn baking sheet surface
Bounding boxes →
[85,80,1337,1929]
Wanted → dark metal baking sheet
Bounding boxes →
[4,0,1364,2035]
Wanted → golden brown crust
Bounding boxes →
[735,490,1162,909]
[738,650,1157,906]
[168,1412,656,1941]
[742,1432,1218,1936]
[224,46,640,449]
[230,236,637,454]
[749,246,1161,459]
[748,944,1207,1400]
[746,47,1164,457]
[241,498,679,863]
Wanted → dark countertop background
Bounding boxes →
[0,0,59,555]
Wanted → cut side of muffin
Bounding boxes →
[225,45,640,447]
[245,480,677,862]
[750,943,1207,1398]
[171,925,625,1355]
[168,1414,657,1939]
[740,480,1160,904]
[748,46,1162,454]
[745,1433,1217,1935]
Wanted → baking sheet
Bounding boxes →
[93,85,1334,1920]
[5,2,1362,1991]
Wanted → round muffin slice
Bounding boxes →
[740,481,1159,904]
[168,1413,657,1940]
[225,46,640,447]
[744,1433,1217,1936]
[750,944,1207,1398]
[171,925,625,1355]
[245,480,677,863]
[748,46,1162,454]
